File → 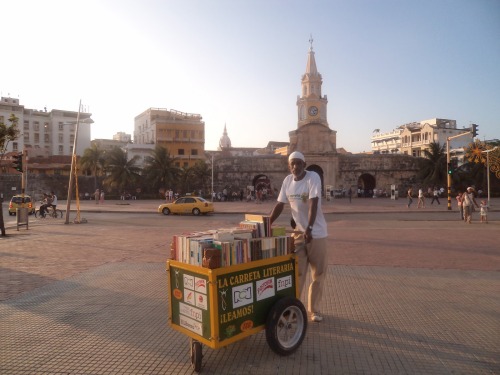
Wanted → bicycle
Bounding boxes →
[35,204,63,218]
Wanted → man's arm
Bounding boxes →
[305,197,319,242]
[269,202,285,224]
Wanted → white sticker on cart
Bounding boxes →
[179,315,203,336]
[184,289,195,305]
[179,302,203,322]
[194,277,207,294]
[277,275,293,291]
[195,292,208,310]
[183,274,195,290]
[232,283,253,308]
[256,277,275,301]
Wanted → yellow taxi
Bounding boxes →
[158,196,214,216]
[8,194,35,215]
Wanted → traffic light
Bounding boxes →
[12,152,23,172]
[447,162,453,175]
[472,124,479,138]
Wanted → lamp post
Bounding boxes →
[211,153,214,202]
[482,146,499,207]
[65,101,82,224]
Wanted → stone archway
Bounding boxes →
[306,164,325,196]
[357,173,376,197]
[252,174,272,200]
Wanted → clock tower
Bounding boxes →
[289,37,337,154]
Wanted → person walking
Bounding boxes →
[456,190,464,220]
[348,187,352,203]
[94,189,100,204]
[462,187,479,224]
[431,187,441,205]
[407,187,413,208]
[99,190,105,204]
[270,151,328,323]
[417,188,425,208]
[480,200,489,224]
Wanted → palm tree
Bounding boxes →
[189,160,212,196]
[417,141,447,187]
[102,147,141,195]
[142,145,180,193]
[79,143,105,191]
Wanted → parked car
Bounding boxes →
[8,194,35,215]
[158,196,214,216]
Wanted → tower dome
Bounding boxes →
[218,124,232,150]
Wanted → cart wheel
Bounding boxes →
[191,339,202,372]
[265,296,307,356]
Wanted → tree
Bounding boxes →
[102,147,141,195]
[417,141,447,187]
[189,160,212,196]
[0,114,20,158]
[79,143,105,191]
[142,145,180,193]
[0,114,20,236]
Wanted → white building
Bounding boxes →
[372,118,473,157]
[0,97,93,157]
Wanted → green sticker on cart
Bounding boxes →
[216,259,296,341]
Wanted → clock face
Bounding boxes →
[308,106,318,116]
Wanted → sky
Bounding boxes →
[2,0,499,153]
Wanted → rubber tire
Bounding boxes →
[56,209,63,218]
[192,208,201,216]
[265,296,307,356]
[191,340,202,372]
[162,207,171,215]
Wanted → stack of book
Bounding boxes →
[169,215,292,268]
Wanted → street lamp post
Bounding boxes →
[482,146,499,207]
[65,101,82,224]
[211,153,214,202]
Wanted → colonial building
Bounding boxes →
[371,118,473,157]
[0,97,93,159]
[133,108,205,169]
[211,39,420,197]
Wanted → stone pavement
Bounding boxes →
[0,198,499,374]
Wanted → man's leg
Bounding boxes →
[294,239,308,298]
[307,237,328,314]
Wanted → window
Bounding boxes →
[44,134,49,142]
[34,122,39,131]
[58,145,63,154]
[70,135,75,143]
[24,134,29,142]
[58,134,63,143]
[183,162,188,168]
[59,122,64,130]
[34,134,40,143]
[13,142,18,151]
[191,149,198,156]
[178,149,185,155]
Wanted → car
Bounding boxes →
[158,196,214,216]
[8,194,35,215]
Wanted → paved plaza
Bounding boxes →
[1,198,499,374]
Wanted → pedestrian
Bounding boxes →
[431,187,440,205]
[462,187,479,224]
[456,190,464,220]
[270,151,328,323]
[417,188,425,208]
[99,190,105,204]
[348,187,352,203]
[480,200,489,223]
[407,187,413,208]
[94,189,100,204]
